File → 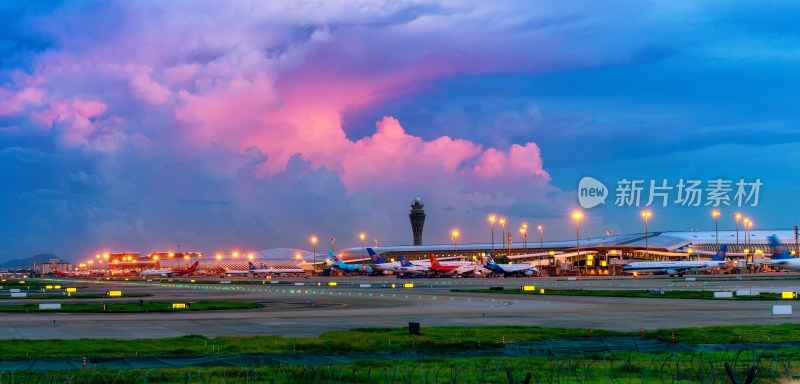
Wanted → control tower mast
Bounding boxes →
[409,197,426,246]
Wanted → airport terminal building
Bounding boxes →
[339,230,798,275]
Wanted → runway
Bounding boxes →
[0,275,798,339]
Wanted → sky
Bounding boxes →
[1,1,799,262]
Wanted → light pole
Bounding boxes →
[360,233,365,259]
[712,210,720,248]
[642,211,651,258]
[489,216,496,252]
[330,237,335,253]
[734,214,741,250]
[747,220,753,249]
[311,237,317,275]
[500,218,506,255]
[573,213,582,272]
[742,219,749,250]
[452,231,459,255]
[538,225,544,250]
[374,237,378,247]
[522,223,528,254]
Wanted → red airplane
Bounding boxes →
[140,261,199,276]
[53,268,89,277]
[427,253,459,274]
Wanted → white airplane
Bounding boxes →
[248,262,306,275]
[367,248,402,273]
[623,245,727,277]
[482,255,537,276]
[222,268,251,276]
[767,235,800,271]
[395,256,429,275]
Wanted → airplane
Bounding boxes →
[248,262,306,275]
[767,235,800,271]
[482,254,537,276]
[328,252,373,274]
[140,261,199,277]
[427,253,459,275]
[222,267,251,276]
[367,248,402,272]
[52,268,90,277]
[427,253,482,276]
[623,245,728,277]
[396,256,429,275]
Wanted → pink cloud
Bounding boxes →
[131,72,171,104]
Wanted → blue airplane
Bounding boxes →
[328,252,373,273]
[767,235,800,271]
[482,254,537,276]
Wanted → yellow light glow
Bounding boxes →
[216,255,222,260]
[735,213,741,219]
[95,255,100,259]
[168,253,174,257]
[550,251,555,255]
[233,252,239,257]
[500,218,505,224]
[360,233,365,240]
[248,254,254,260]
[311,237,317,244]
[573,212,582,219]
[537,225,543,230]
[452,230,459,237]
[712,210,720,217]
[296,254,301,259]
[489,216,496,223]
[103,253,109,258]
[153,256,159,260]
[184,255,189,260]
[641,211,651,218]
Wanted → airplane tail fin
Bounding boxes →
[399,256,414,267]
[191,261,199,269]
[768,235,794,260]
[328,252,340,263]
[428,253,441,267]
[710,245,727,261]
[366,248,386,264]
[485,254,495,265]
[249,262,256,270]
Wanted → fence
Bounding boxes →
[1,349,799,383]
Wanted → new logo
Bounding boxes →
[578,177,608,208]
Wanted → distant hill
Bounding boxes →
[0,253,61,269]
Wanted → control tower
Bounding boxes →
[409,197,426,246]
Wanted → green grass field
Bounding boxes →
[453,288,797,300]
[1,324,798,360]
[6,351,798,383]
[0,293,150,299]
[0,301,262,314]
